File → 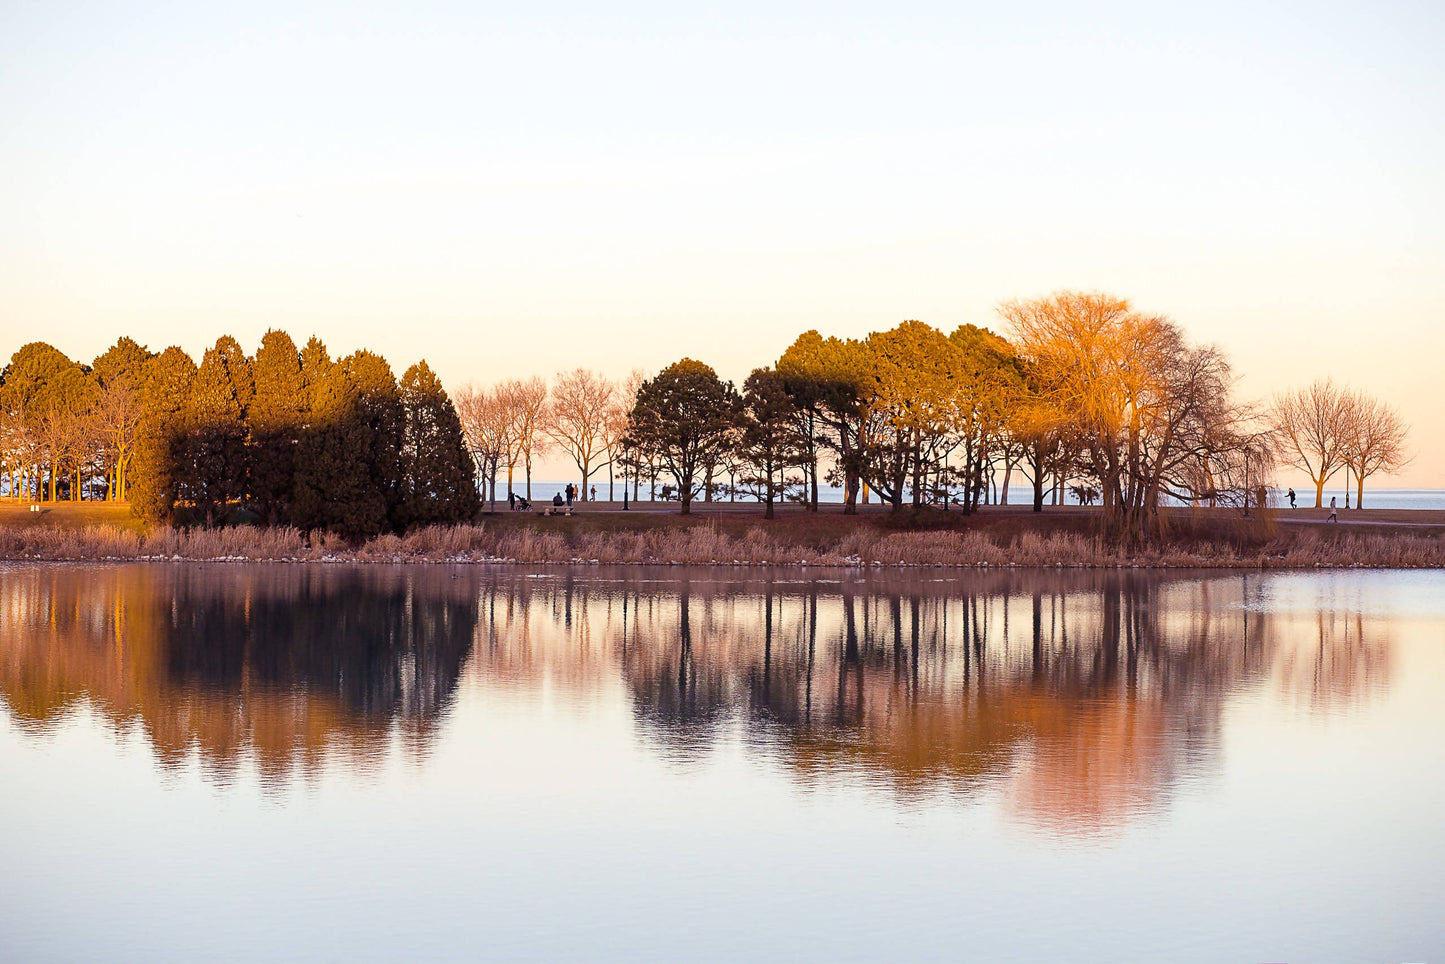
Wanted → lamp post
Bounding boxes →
[622,442,630,511]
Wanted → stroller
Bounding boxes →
[511,494,532,511]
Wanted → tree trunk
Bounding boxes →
[911,431,923,507]
[1314,478,1325,508]
[808,412,819,512]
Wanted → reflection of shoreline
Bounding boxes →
[0,567,1392,834]
[513,571,1392,834]
[0,566,476,787]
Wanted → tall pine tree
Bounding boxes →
[130,347,196,524]
[350,350,404,534]
[292,348,402,539]
[397,360,479,527]
[180,336,253,525]
[249,330,305,524]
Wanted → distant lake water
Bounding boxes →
[522,480,1445,510]
[2,564,1442,962]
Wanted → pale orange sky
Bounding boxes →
[2,2,1441,487]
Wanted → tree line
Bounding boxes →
[1270,377,1410,509]
[4,290,1409,542]
[452,368,645,508]
[459,291,1409,539]
[0,332,477,537]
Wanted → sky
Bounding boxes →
[2,0,1442,486]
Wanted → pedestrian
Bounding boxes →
[508,491,515,511]
[1287,488,1296,509]
[1328,496,1338,522]
[565,483,574,507]
[591,485,597,502]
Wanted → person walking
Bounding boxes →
[1328,496,1338,522]
[565,483,574,507]
[590,485,597,503]
[508,491,515,511]
[1287,488,1296,509]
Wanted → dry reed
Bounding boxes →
[2,520,1442,569]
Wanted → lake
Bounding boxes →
[528,480,1445,511]
[2,564,1442,962]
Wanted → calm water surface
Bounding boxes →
[1,564,1442,962]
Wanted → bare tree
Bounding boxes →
[604,369,646,501]
[34,408,87,501]
[0,404,40,500]
[543,368,616,501]
[1270,378,1351,508]
[498,376,549,501]
[91,376,144,501]
[453,385,507,511]
[1341,392,1410,508]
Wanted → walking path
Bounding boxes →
[1276,516,1445,528]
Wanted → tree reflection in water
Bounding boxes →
[470,569,1392,835]
[0,565,1390,831]
[0,565,476,789]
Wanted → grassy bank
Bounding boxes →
[2,505,1444,568]
[0,501,145,533]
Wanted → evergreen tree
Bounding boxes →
[625,358,741,515]
[777,331,868,513]
[397,360,479,527]
[249,330,305,524]
[91,337,152,388]
[293,349,402,539]
[0,343,77,414]
[291,342,345,535]
[349,350,405,533]
[298,335,331,414]
[0,343,90,500]
[739,367,805,519]
[130,347,196,523]
[179,336,253,526]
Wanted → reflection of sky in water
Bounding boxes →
[1240,569,1445,618]
[0,565,1441,962]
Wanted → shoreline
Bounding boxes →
[4,512,1444,569]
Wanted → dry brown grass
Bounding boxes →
[0,501,145,533]
[2,516,1444,568]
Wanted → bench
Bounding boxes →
[539,505,574,517]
